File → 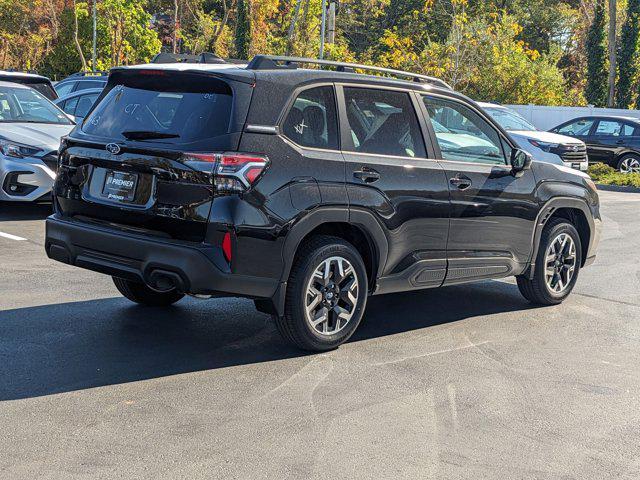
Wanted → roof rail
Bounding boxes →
[246,55,452,90]
[151,52,227,64]
[69,71,109,77]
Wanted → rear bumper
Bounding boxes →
[45,215,279,298]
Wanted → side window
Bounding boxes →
[62,96,79,115]
[74,94,99,118]
[54,82,75,97]
[423,96,506,165]
[76,80,105,91]
[556,119,595,136]
[282,86,338,150]
[594,120,624,136]
[342,87,426,158]
[622,123,635,136]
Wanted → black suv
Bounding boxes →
[45,56,601,351]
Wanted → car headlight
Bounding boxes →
[528,139,559,153]
[0,139,43,158]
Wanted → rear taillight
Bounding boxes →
[181,152,269,194]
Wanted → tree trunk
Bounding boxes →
[73,0,88,71]
[607,0,617,107]
[286,0,303,55]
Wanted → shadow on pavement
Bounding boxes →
[0,280,533,401]
[0,202,53,221]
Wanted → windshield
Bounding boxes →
[485,107,537,131]
[0,85,71,124]
[82,77,233,146]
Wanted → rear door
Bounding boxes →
[338,85,450,291]
[421,94,539,283]
[54,69,253,242]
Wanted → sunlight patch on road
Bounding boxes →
[0,231,27,241]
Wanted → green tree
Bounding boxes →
[235,0,250,59]
[616,0,640,108]
[585,0,608,106]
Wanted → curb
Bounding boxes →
[596,184,640,194]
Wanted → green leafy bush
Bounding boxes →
[588,163,640,187]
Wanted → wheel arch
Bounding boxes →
[280,207,389,292]
[526,196,595,279]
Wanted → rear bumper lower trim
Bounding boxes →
[45,215,278,298]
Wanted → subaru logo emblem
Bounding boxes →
[106,143,121,155]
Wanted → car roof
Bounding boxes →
[0,70,50,82]
[567,115,640,123]
[113,63,462,107]
[54,88,103,103]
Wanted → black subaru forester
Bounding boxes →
[46,55,601,351]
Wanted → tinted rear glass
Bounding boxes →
[82,72,234,146]
[27,82,57,100]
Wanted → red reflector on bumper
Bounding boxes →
[222,232,232,263]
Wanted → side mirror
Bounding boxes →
[510,148,532,173]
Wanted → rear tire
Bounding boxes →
[274,235,368,351]
[516,218,582,305]
[112,277,185,306]
[616,154,640,173]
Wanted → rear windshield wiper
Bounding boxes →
[121,130,180,140]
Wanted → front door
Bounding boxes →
[338,85,451,292]
[421,94,539,284]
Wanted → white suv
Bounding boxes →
[479,102,589,172]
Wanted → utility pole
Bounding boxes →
[172,0,179,54]
[92,0,97,73]
[607,0,617,107]
[327,1,336,44]
[319,0,327,59]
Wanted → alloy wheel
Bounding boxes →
[545,233,577,294]
[620,157,640,174]
[304,256,359,335]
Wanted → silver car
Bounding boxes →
[0,81,74,202]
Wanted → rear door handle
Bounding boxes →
[450,174,472,190]
[354,168,380,183]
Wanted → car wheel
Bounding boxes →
[112,277,185,306]
[274,235,368,351]
[516,218,582,305]
[617,154,640,173]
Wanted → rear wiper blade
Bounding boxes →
[121,130,180,140]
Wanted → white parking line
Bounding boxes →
[0,231,27,241]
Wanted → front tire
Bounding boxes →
[274,235,368,351]
[113,277,185,306]
[517,218,582,305]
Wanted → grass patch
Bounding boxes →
[587,163,640,187]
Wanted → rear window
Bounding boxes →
[26,82,57,100]
[82,72,234,146]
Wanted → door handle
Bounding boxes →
[450,174,472,190]
[353,167,380,183]
[616,139,625,145]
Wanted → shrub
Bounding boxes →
[588,163,640,187]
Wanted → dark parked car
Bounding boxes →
[551,116,640,173]
[54,88,102,121]
[45,55,601,351]
[54,72,108,98]
[0,70,57,100]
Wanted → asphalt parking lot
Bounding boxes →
[1,189,639,479]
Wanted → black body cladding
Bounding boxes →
[46,61,601,318]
